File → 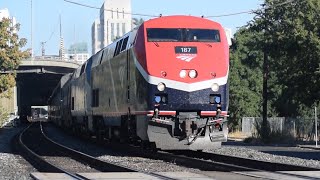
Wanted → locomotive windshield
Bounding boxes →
[147,28,220,42]
[186,29,220,42]
[147,28,183,42]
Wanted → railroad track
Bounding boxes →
[17,122,176,180]
[167,150,320,171]
[109,142,320,179]
[37,122,320,179]
[152,150,320,179]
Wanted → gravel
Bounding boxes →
[44,122,320,172]
[205,145,320,169]
[3,122,320,179]
[0,125,36,180]
[43,124,200,173]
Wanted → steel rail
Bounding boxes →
[18,123,86,180]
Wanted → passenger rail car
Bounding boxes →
[48,15,230,150]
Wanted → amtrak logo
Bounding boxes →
[176,54,197,62]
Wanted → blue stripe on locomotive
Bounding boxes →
[146,83,229,112]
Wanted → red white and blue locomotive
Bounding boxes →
[48,15,230,150]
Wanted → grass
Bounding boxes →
[228,131,248,140]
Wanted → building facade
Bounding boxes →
[0,8,17,32]
[91,19,102,54]
[65,42,89,64]
[92,0,132,54]
[0,8,18,121]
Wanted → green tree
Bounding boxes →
[251,0,320,117]
[132,17,144,27]
[0,18,29,97]
[228,28,265,130]
[228,0,320,133]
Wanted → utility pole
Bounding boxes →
[41,42,45,56]
[262,5,269,142]
[30,0,33,59]
[59,14,65,61]
[316,106,318,147]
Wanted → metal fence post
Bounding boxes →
[315,106,318,147]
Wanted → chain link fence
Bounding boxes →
[242,117,318,141]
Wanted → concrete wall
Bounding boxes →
[0,86,17,116]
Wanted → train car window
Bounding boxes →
[121,36,129,52]
[99,50,104,64]
[185,29,220,42]
[71,97,74,110]
[114,41,120,57]
[85,58,93,82]
[147,28,183,42]
[96,89,99,107]
[92,89,99,107]
[80,63,86,76]
[116,39,124,55]
[91,90,95,107]
[113,39,123,57]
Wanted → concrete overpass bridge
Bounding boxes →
[1,57,80,122]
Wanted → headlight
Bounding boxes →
[157,82,166,91]
[211,83,219,92]
[155,96,161,103]
[189,70,197,78]
[161,96,167,103]
[215,96,221,103]
[179,70,187,78]
[209,94,221,104]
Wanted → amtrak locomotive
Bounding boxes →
[49,15,230,150]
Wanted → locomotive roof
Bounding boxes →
[143,15,223,29]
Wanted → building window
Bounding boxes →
[117,23,120,38]
[122,23,126,35]
[117,8,119,19]
[111,23,115,41]
[111,9,114,19]
[97,24,102,41]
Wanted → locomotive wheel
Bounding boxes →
[141,141,158,152]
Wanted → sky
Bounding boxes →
[0,0,263,56]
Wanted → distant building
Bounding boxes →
[91,19,102,54]
[0,9,18,117]
[0,8,17,32]
[65,42,89,64]
[92,0,132,54]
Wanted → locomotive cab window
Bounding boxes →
[186,29,220,42]
[147,28,183,42]
[147,28,220,42]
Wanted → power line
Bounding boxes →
[64,0,294,19]
[205,10,254,18]
[63,0,158,17]
[44,18,60,44]
[205,0,294,18]
[36,17,59,56]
